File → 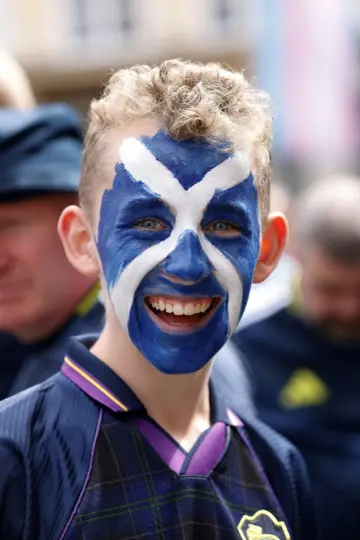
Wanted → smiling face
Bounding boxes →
[96,130,260,373]
[0,194,93,341]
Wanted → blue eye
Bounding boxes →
[134,218,168,231]
[204,221,241,237]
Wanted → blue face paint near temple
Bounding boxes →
[97,130,260,374]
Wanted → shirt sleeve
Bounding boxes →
[0,441,26,539]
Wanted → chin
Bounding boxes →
[127,301,229,375]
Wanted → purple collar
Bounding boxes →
[61,335,243,427]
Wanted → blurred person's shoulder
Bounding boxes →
[239,254,299,330]
[214,255,301,416]
[213,340,256,416]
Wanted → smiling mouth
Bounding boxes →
[144,295,221,334]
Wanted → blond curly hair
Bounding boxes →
[80,59,272,218]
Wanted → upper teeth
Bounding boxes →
[149,298,212,316]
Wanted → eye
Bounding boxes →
[204,221,241,237]
[133,218,168,231]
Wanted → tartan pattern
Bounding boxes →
[65,411,286,540]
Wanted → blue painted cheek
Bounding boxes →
[162,231,212,282]
[203,176,260,322]
[97,164,173,290]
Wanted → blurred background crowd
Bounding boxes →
[1,1,360,539]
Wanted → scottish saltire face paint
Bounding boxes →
[97,131,260,374]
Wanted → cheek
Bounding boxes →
[98,228,169,291]
[11,227,63,266]
[303,286,333,316]
[218,238,260,284]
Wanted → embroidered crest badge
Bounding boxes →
[238,510,291,540]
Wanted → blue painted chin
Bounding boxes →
[127,268,229,374]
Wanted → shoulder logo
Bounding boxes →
[279,368,330,409]
[238,510,291,540]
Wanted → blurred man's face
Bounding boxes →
[0,195,80,340]
[301,246,360,341]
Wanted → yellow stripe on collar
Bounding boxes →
[64,356,128,412]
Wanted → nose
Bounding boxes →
[162,231,212,283]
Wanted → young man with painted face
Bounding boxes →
[0,60,316,539]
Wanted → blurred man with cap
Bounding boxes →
[0,104,104,397]
[0,49,37,397]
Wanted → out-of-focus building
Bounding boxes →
[253,0,360,188]
[1,0,254,113]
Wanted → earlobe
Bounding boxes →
[253,212,288,284]
[58,205,100,278]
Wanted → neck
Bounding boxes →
[91,322,212,449]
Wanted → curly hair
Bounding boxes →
[80,59,272,218]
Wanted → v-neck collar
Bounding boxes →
[62,335,143,413]
[62,334,242,427]
[62,335,244,477]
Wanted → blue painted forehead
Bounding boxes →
[140,130,232,191]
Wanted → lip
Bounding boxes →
[144,294,222,335]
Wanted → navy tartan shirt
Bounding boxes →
[0,336,317,539]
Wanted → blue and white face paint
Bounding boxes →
[97,131,260,374]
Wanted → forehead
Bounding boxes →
[0,195,69,220]
[139,131,231,190]
[97,129,257,229]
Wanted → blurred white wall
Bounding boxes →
[1,0,254,71]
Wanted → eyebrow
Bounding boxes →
[203,201,253,227]
[122,195,175,216]
[206,200,251,216]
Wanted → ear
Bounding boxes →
[253,212,288,284]
[57,205,100,278]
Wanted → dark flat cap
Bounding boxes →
[0,103,83,199]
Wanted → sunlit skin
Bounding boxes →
[0,195,96,342]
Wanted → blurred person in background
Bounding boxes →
[0,50,37,398]
[230,175,360,540]
[0,105,104,397]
